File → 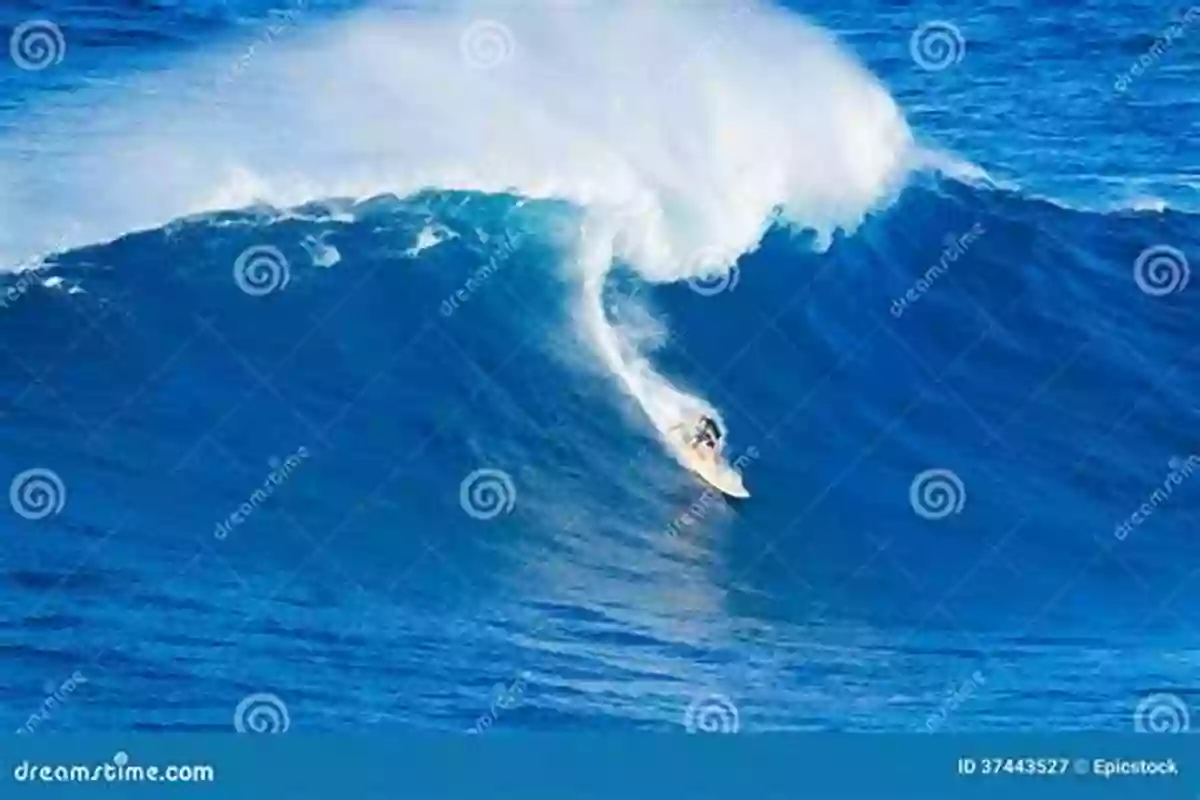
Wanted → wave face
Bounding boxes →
[1,0,1199,732]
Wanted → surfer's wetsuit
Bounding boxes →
[694,417,721,450]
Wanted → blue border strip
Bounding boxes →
[2,735,1198,799]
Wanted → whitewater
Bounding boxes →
[0,0,915,471]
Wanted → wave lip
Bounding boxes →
[0,0,912,267]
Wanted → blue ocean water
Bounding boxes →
[0,0,1197,735]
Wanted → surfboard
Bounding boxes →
[671,429,750,499]
[683,450,750,498]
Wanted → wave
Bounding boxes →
[0,0,915,472]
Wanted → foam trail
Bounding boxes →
[0,0,914,470]
[577,225,726,464]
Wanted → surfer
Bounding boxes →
[693,416,722,452]
[671,415,722,458]
[666,415,749,498]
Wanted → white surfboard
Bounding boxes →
[682,449,750,498]
[670,427,750,498]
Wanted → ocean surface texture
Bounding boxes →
[0,0,1197,734]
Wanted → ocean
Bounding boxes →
[0,0,1197,734]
